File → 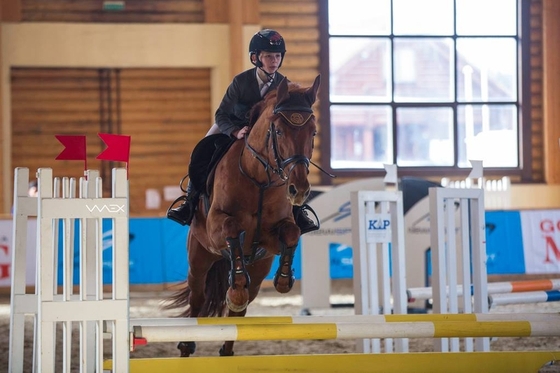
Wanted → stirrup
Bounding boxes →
[167,195,187,213]
[167,195,190,226]
[179,174,189,193]
[297,204,320,235]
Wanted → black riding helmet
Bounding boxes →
[249,29,286,68]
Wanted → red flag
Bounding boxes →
[96,133,131,163]
[55,135,87,161]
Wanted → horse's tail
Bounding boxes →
[163,258,230,318]
[162,280,193,318]
[201,258,230,317]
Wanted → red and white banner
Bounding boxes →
[0,219,37,287]
[520,210,560,274]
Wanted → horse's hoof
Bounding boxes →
[273,269,295,293]
[226,288,249,312]
[177,341,196,357]
[219,344,234,356]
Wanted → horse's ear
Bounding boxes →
[306,74,321,106]
[276,77,290,106]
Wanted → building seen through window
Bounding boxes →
[325,0,520,174]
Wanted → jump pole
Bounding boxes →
[103,311,560,332]
[132,320,560,344]
[104,351,560,373]
[101,312,560,350]
[490,290,560,307]
[407,279,560,302]
[107,331,560,373]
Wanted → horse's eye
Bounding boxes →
[313,131,317,136]
[275,129,282,136]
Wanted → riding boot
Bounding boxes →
[167,181,200,226]
[293,204,320,235]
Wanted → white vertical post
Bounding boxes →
[9,167,38,373]
[81,170,101,372]
[429,187,489,352]
[445,195,459,352]
[37,168,57,371]
[430,187,448,352]
[111,168,131,372]
[460,199,474,352]
[352,190,408,353]
[390,191,408,350]
[470,189,489,351]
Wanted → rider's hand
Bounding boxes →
[233,126,250,139]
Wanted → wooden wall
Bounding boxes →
[542,0,560,184]
[20,0,205,23]
[11,68,105,179]
[529,0,544,182]
[0,0,323,216]
[11,68,211,215]
[1,0,559,216]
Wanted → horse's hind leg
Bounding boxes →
[178,233,219,357]
[273,242,297,293]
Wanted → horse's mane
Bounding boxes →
[248,81,308,127]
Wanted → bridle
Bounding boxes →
[241,104,314,186]
[234,100,335,265]
[237,103,314,264]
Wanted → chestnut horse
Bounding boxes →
[165,75,321,357]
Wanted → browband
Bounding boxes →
[273,105,314,127]
[277,111,314,127]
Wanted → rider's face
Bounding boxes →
[258,52,282,74]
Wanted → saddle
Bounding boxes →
[188,133,235,196]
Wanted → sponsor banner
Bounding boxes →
[0,219,37,287]
[365,213,391,243]
[520,210,560,274]
[329,243,353,279]
[159,218,189,284]
[2,209,557,289]
[92,218,186,285]
[485,211,525,274]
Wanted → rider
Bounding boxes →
[167,29,319,235]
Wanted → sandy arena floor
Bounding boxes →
[1,280,559,372]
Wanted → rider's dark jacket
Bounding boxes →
[215,68,286,138]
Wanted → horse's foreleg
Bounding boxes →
[220,256,274,357]
[225,236,250,313]
[219,238,250,358]
[273,242,297,293]
[273,222,301,293]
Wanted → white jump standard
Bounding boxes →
[8,167,130,373]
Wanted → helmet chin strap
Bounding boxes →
[258,66,275,83]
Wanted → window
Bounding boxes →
[320,0,526,179]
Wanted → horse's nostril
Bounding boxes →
[289,185,297,196]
